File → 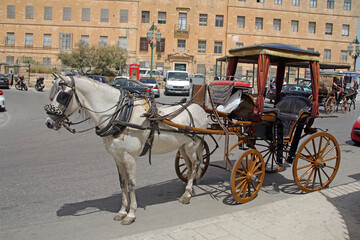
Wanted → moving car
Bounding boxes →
[86,75,107,83]
[0,90,5,111]
[108,78,151,94]
[139,78,160,98]
[0,74,10,89]
[351,115,360,144]
[267,84,312,102]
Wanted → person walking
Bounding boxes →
[8,70,14,86]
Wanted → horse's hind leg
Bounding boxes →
[179,139,201,204]
[195,139,204,182]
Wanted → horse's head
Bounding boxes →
[45,75,80,130]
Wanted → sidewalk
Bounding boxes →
[116,181,360,240]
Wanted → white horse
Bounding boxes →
[45,75,208,225]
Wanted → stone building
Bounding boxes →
[0,0,359,78]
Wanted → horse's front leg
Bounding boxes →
[113,163,129,221]
[120,151,137,225]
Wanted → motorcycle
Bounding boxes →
[15,76,28,91]
[35,77,45,91]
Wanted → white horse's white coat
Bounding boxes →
[45,76,208,224]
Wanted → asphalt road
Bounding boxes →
[1,86,360,240]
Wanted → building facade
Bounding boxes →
[1,0,359,77]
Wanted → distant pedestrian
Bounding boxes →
[8,70,14,86]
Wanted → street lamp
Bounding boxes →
[348,37,360,71]
[147,22,162,78]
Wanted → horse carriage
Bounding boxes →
[320,71,358,114]
[45,43,340,224]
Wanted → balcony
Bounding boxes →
[174,24,190,38]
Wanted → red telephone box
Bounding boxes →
[129,63,140,81]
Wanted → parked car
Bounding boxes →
[139,68,162,79]
[0,90,5,111]
[191,74,205,85]
[351,115,360,144]
[108,79,151,94]
[139,78,160,98]
[267,84,312,102]
[86,75,107,83]
[0,74,10,89]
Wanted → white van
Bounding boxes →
[139,68,162,79]
[164,71,191,96]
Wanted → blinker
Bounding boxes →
[56,91,72,107]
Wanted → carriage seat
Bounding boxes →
[275,96,311,136]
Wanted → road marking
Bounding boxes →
[0,112,11,128]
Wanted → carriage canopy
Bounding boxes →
[219,43,321,117]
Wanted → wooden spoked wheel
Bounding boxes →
[341,100,350,113]
[293,132,340,193]
[231,149,265,203]
[175,140,210,183]
[255,140,284,173]
[324,97,336,114]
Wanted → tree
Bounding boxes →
[58,41,127,75]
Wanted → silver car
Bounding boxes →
[139,78,160,98]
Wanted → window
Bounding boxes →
[81,8,90,21]
[81,35,89,47]
[25,33,33,47]
[237,16,245,28]
[273,19,281,31]
[325,23,333,35]
[6,56,14,64]
[257,0,264,2]
[158,12,166,24]
[198,40,206,53]
[308,22,316,34]
[43,58,51,67]
[342,25,349,36]
[142,11,150,23]
[44,6,53,20]
[274,0,282,4]
[292,0,300,6]
[324,49,331,61]
[236,42,244,48]
[156,38,165,52]
[215,15,224,27]
[120,9,128,23]
[140,38,148,51]
[199,14,207,26]
[291,20,299,32]
[7,5,15,18]
[99,36,108,47]
[327,0,334,9]
[63,7,72,21]
[310,0,317,8]
[25,6,34,19]
[59,33,73,50]
[255,17,263,30]
[100,8,109,22]
[344,0,351,10]
[178,13,187,30]
[239,0,246,1]
[43,34,52,47]
[340,50,348,62]
[214,42,222,54]
[6,32,15,45]
[118,37,127,49]
[177,40,186,50]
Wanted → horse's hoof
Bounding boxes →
[179,196,191,204]
[113,213,126,221]
[121,216,135,225]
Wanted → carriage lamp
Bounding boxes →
[348,37,360,71]
[147,22,162,78]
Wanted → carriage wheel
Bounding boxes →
[293,132,340,193]
[341,100,350,113]
[324,97,336,114]
[175,140,210,183]
[255,140,284,173]
[231,149,265,203]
